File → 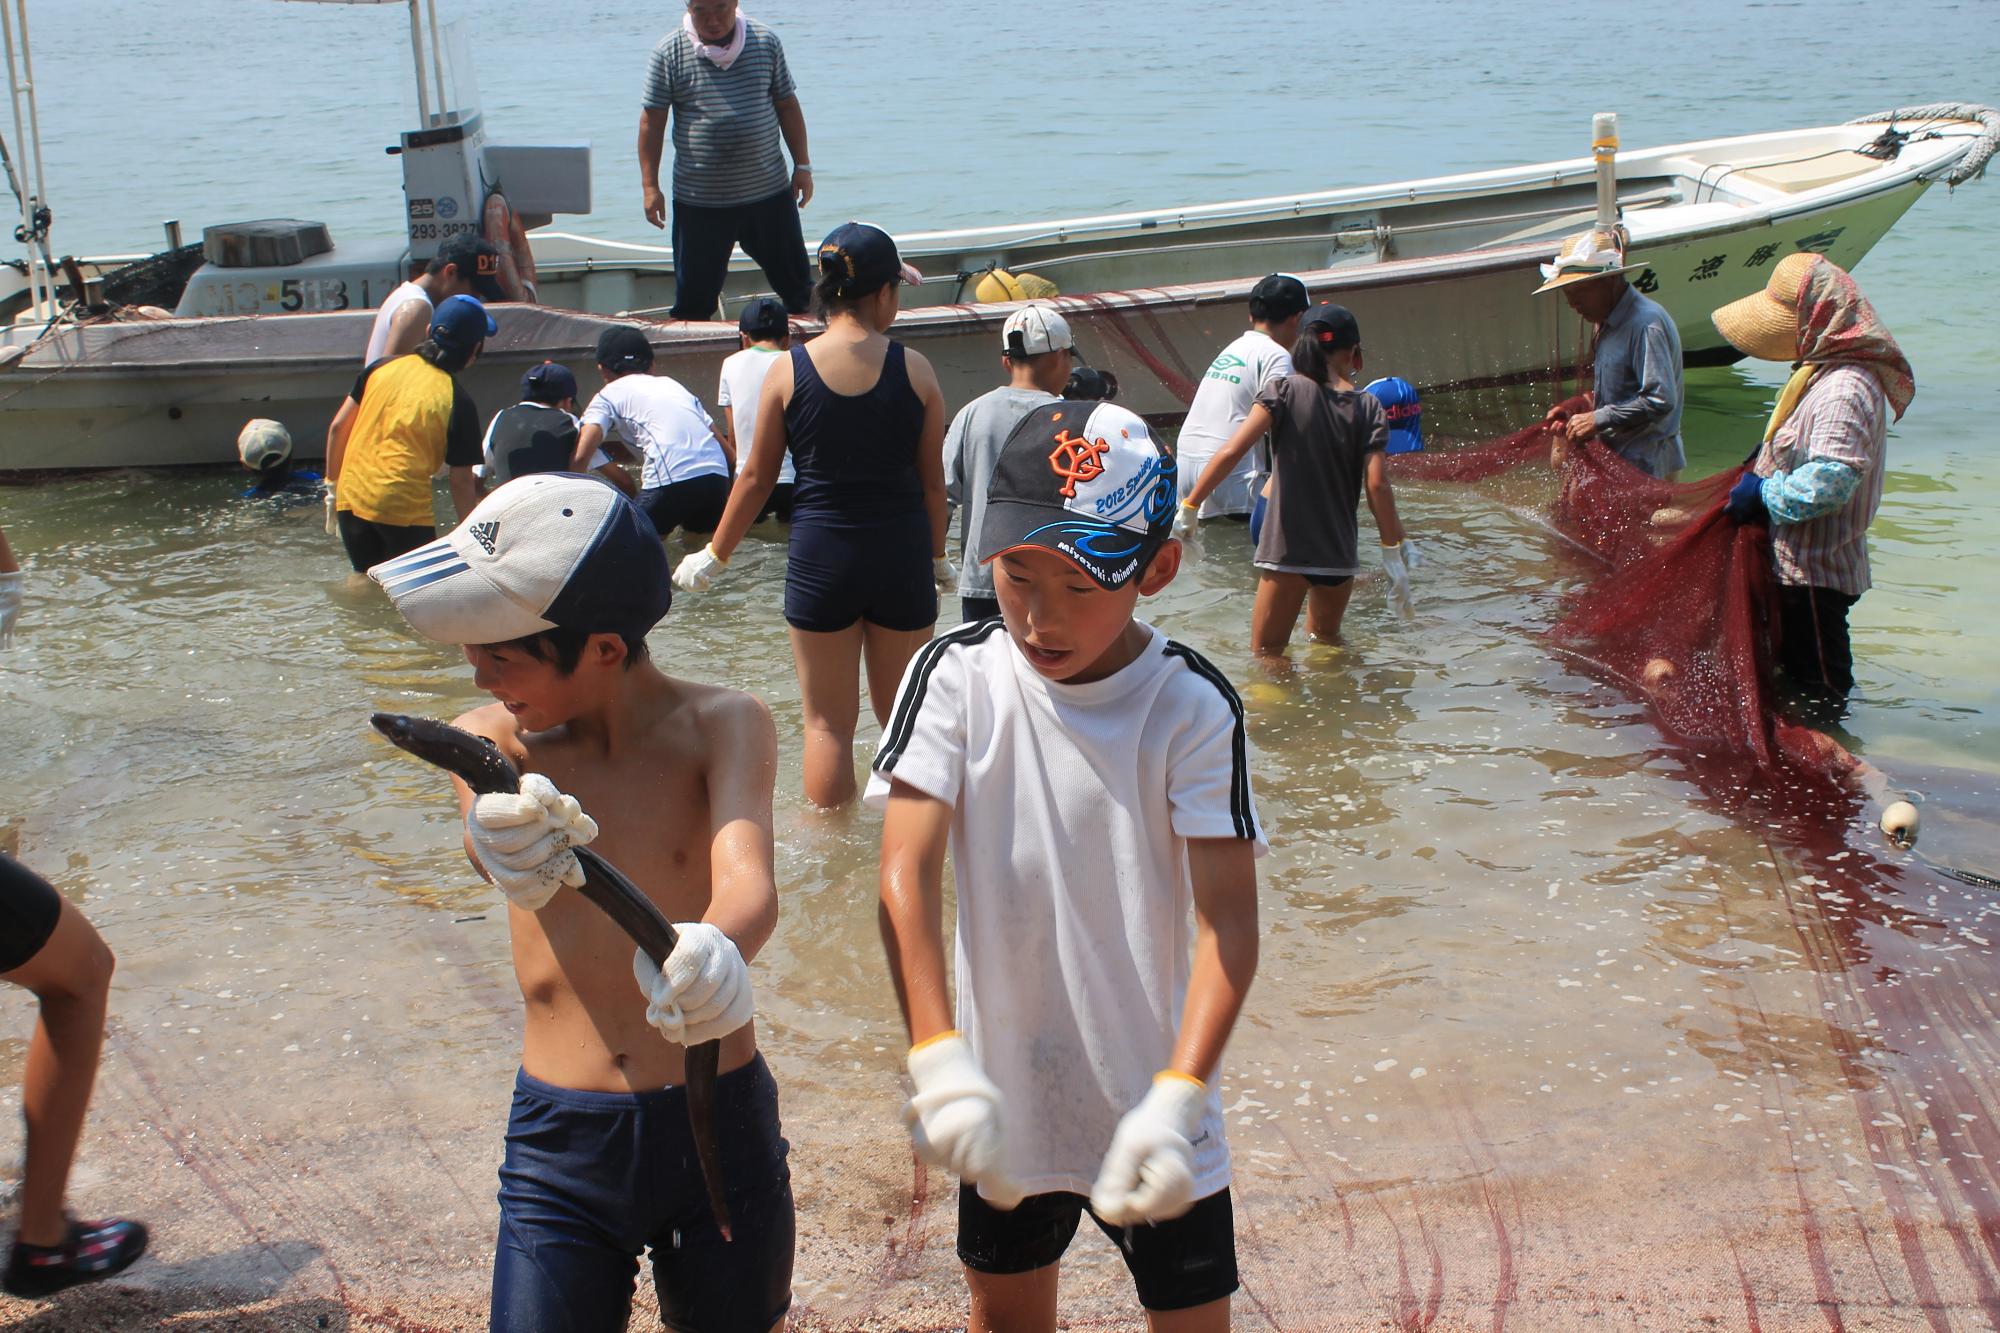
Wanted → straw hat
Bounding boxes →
[1533,227,1649,294]
[1711,251,1814,362]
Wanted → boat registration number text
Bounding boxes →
[191,277,353,317]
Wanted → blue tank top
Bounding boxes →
[784,340,927,526]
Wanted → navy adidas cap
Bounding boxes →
[976,400,1177,591]
[1363,376,1424,454]
[429,294,496,353]
[1301,302,1361,350]
[369,473,671,644]
[737,296,790,339]
[521,361,578,405]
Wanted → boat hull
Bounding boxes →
[0,119,1963,472]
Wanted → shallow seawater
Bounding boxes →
[3,366,1997,1323]
[4,0,2000,1324]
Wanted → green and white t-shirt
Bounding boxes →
[717,345,792,484]
[1176,329,1294,517]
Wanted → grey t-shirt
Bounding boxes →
[1252,376,1387,577]
[943,385,1058,598]
[642,21,797,208]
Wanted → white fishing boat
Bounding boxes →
[0,4,1991,472]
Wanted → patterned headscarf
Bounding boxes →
[1792,255,1915,420]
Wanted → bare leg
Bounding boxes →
[788,622,865,808]
[967,1263,1060,1333]
[860,622,937,729]
[1146,1296,1231,1333]
[1249,572,1307,658]
[1302,580,1356,644]
[3,897,115,1247]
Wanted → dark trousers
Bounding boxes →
[635,473,731,539]
[669,187,813,320]
[337,511,433,574]
[1777,584,1861,697]
[960,594,1001,624]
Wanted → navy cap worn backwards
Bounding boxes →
[521,361,578,404]
[1249,273,1310,320]
[430,294,496,353]
[817,222,902,299]
[595,325,656,373]
[737,296,790,339]
[1301,302,1361,350]
[368,473,671,644]
[975,400,1177,591]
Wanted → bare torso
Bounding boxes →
[454,676,767,1091]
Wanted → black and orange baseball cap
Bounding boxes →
[975,400,1178,591]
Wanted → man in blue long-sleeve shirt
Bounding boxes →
[1535,228,1685,480]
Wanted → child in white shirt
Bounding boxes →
[872,399,1265,1331]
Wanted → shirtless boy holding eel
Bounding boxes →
[370,473,794,1333]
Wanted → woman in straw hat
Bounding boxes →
[1535,227,1686,480]
[1712,252,1915,700]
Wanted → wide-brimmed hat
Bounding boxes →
[1711,251,1815,362]
[1533,227,1648,294]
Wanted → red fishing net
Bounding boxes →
[1393,398,1858,786]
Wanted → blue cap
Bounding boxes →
[521,361,578,404]
[817,222,905,299]
[1364,376,1423,455]
[430,294,496,353]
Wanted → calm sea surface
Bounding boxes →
[1,2,1997,1326]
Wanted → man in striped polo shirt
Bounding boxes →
[640,0,815,321]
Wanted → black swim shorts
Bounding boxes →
[957,1183,1239,1312]
[0,854,63,973]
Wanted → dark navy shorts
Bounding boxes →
[783,515,936,634]
[957,1184,1238,1312]
[0,854,63,974]
[636,473,730,539]
[491,1055,794,1333]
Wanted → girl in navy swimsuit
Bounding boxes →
[676,223,950,807]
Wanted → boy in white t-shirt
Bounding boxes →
[1175,273,1310,522]
[717,297,798,523]
[573,326,732,541]
[871,400,1264,1331]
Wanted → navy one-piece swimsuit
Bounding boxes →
[781,340,935,633]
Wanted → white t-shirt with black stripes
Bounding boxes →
[866,619,1266,1202]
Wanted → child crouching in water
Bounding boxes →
[873,401,1265,1332]
[369,473,793,1333]
[1178,303,1419,653]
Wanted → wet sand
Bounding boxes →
[5,675,1999,1331]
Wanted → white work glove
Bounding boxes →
[672,543,728,592]
[904,1032,1024,1209]
[1090,1072,1207,1226]
[323,485,338,536]
[932,554,958,594]
[632,923,753,1046]
[1172,501,1200,540]
[1380,540,1418,618]
[0,571,20,647]
[464,773,598,911]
